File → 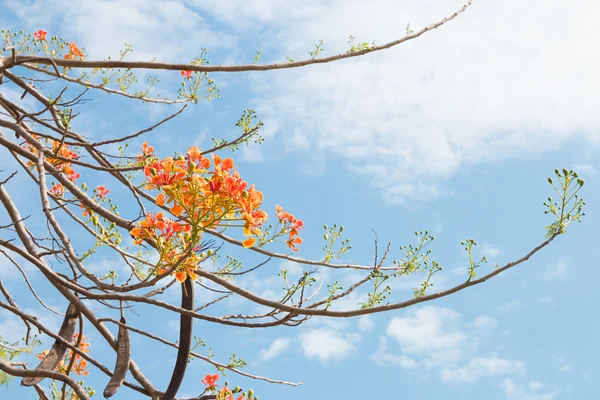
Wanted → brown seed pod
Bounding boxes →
[103,316,131,398]
[162,278,194,400]
[22,303,79,386]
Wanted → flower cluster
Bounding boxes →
[130,143,301,281]
[37,333,91,376]
[23,137,81,197]
[64,41,84,60]
[33,29,47,41]
[276,205,304,252]
[201,373,255,400]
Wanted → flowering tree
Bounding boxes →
[0,1,587,399]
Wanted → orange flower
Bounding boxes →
[287,236,303,252]
[242,237,256,248]
[145,158,186,188]
[96,185,110,198]
[202,373,219,388]
[34,29,47,41]
[175,271,187,283]
[181,70,193,78]
[222,158,234,171]
[186,146,210,168]
[50,183,64,197]
[156,193,166,206]
[171,203,184,217]
[142,141,154,155]
[68,42,84,58]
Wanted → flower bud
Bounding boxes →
[188,161,196,173]
[207,249,214,256]
[248,389,254,398]
[242,190,248,198]
[200,251,206,258]
[324,234,329,240]
[176,154,185,161]
[149,167,158,176]
[115,237,122,245]
[548,177,553,184]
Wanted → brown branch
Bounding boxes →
[3,1,473,74]
[0,360,90,400]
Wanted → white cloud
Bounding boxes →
[372,337,418,369]
[258,338,291,361]
[481,244,502,259]
[386,306,465,367]
[441,357,525,383]
[357,315,375,332]
[529,381,543,391]
[572,163,597,176]
[298,328,357,363]
[559,364,572,372]
[538,296,554,305]
[543,259,568,282]
[497,300,524,314]
[473,315,497,332]
[211,0,600,204]
[387,306,464,354]
[502,378,561,400]
[4,0,237,62]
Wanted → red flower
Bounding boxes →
[50,183,64,197]
[287,236,303,252]
[202,373,219,388]
[34,30,47,41]
[181,70,193,79]
[65,42,84,59]
[96,185,110,198]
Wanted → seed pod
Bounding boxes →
[22,304,79,386]
[162,278,194,400]
[103,316,131,398]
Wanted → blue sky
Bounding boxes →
[1,1,599,399]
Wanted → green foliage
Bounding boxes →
[544,168,586,238]
[309,40,324,59]
[461,239,487,280]
[347,36,375,53]
[0,335,41,389]
[322,223,351,262]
